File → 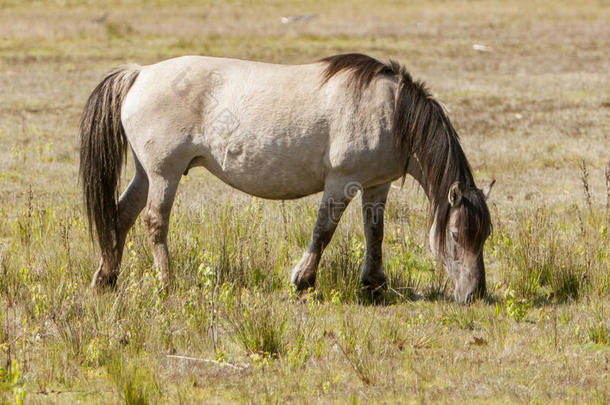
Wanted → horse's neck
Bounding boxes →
[408,152,473,205]
[406,154,431,200]
[407,153,441,255]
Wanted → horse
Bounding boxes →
[79,53,494,303]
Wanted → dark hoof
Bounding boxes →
[361,273,387,293]
[296,290,323,304]
[291,264,317,293]
[293,273,316,293]
[91,261,118,289]
[291,252,320,292]
[91,272,118,290]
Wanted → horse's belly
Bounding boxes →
[222,175,325,200]
[200,136,327,200]
[207,164,326,200]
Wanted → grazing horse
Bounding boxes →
[80,53,493,303]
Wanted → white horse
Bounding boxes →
[80,53,494,303]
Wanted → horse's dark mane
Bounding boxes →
[320,53,491,255]
[320,53,395,92]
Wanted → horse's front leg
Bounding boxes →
[291,183,354,292]
[360,183,390,291]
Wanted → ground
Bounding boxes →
[0,0,609,403]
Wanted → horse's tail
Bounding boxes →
[79,65,140,251]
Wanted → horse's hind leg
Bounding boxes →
[291,181,354,291]
[91,156,149,288]
[360,183,390,291]
[142,171,181,289]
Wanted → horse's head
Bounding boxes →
[431,180,494,303]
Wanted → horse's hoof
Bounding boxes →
[292,274,316,293]
[90,273,118,290]
[361,274,387,293]
[90,262,118,290]
[291,252,319,292]
[296,290,322,304]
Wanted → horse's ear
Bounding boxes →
[448,181,462,207]
[483,179,496,200]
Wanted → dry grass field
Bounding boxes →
[0,0,609,403]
